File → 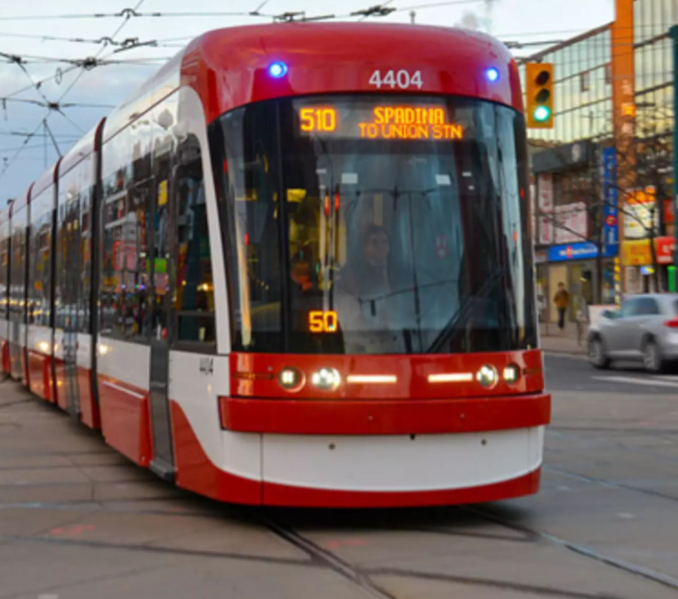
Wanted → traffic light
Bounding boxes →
[525,63,554,129]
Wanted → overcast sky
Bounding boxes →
[0,0,615,202]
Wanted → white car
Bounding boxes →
[588,293,678,373]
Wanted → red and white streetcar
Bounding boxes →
[0,22,550,507]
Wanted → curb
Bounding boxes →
[543,350,588,359]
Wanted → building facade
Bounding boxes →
[624,0,676,293]
[523,0,677,326]
[521,26,616,324]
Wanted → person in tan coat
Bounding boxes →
[553,282,569,331]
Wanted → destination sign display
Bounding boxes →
[296,104,465,141]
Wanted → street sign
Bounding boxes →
[602,147,619,255]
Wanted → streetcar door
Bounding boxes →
[148,153,175,482]
[62,193,81,417]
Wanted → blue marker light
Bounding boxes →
[268,61,288,78]
[486,67,499,82]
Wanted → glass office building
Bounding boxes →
[521,26,616,323]
[521,26,614,146]
[524,0,678,318]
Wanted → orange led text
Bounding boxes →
[309,310,338,333]
[300,107,337,132]
[362,105,462,140]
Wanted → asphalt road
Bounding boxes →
[544,353,678,394]
[0,359,677,599]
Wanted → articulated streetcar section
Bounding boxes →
[0,23,550,507]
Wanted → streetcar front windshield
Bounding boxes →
[211,95,536,354]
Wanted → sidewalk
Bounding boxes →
[539,321,588,355]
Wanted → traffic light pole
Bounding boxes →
[671,25,678,292]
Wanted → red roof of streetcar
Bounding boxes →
[179,22,523,123]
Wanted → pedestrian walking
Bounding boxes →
[553,282,569,332]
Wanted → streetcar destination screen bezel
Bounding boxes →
[295,101,466,141]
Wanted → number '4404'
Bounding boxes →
[369,70,423,90]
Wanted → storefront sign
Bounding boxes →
[553,202,588,244]
[548,241,616,262]
[602,147,619,251]
[621,236,676,266]
[656,236,676,263]
[624,187,659,239]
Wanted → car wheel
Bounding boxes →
[642,339,664,373]
[589,337,610,369]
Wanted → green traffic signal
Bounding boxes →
[534,106,551,122]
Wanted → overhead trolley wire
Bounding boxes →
[0,8,274,21]
[0,0,489,24]
[0,0,148,183]
[55,0,147,110]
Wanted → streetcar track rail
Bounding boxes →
[463,505,678,593]
[0,532,311,567]
[362,566,629,599]
[253,515,618,599]
[251,512,398,599]
[547,430,678,465]
[248,508,656,599]
[545,464,678,504]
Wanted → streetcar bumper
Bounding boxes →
[171,392,550,508]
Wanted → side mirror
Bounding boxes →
[602,309,617,319]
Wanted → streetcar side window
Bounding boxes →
[0,219,8,320]
[10,206,27,326]
[100,124,154,343]
[55,187,81,332]
[27,187,53,327]
[56,158,93,336]
[174,135,215,346]
[77,156,93,335]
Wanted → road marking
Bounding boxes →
[592,375,678,388]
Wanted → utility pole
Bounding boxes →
[671,25,678,292]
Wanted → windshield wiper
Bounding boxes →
[426,267,506,354]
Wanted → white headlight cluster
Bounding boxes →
[475,363,521,388]
[278,367,305,392]
[475,365,498,388]
[311,367,342,391]
[502,364,520,383]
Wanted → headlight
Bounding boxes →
[311,367,341,391]
[278,367,305,392]
[502,364,520,383]
[476,365,498,388]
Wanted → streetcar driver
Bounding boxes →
[334,224,405,353]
